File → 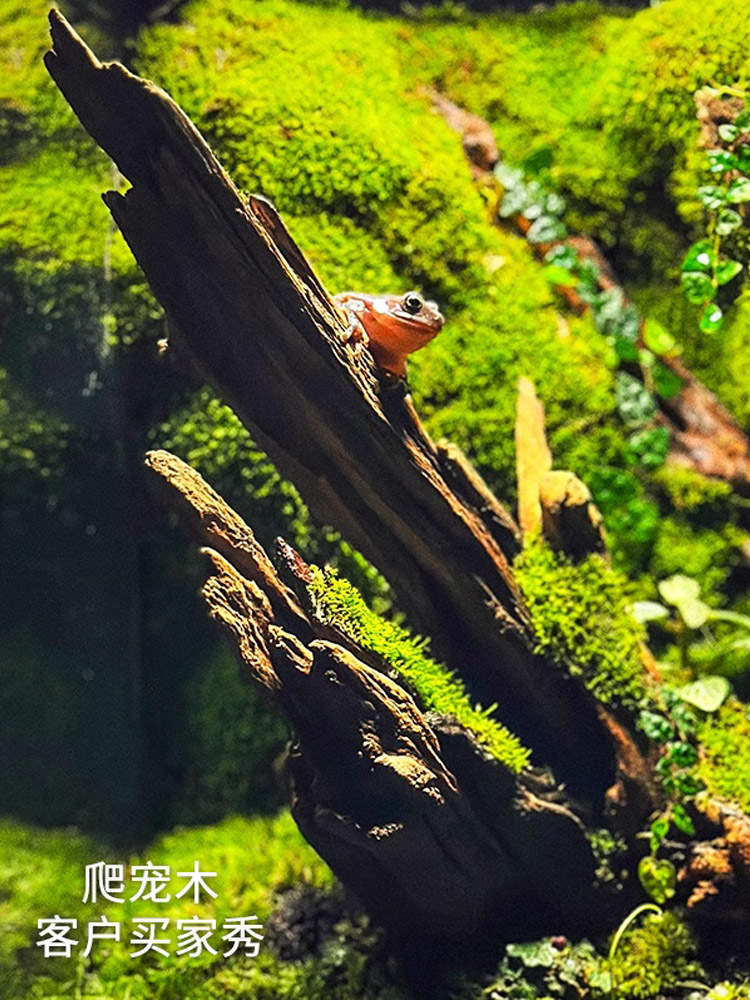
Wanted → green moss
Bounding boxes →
[610,910,700,1000]
[651,465,733,515]
[650,518,745,601]
[307,566,530,772]
[0,813,336,999]
[696,698,750,812]
[514,539,647,709]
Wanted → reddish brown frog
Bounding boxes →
[334,290,444,377]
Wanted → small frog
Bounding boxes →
[334,290,444,377]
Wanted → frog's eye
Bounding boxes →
[403,292,424,315]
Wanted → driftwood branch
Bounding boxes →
[144,449,620,949]
[44,9,623,801]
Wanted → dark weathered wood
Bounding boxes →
[44,9,624,800]
[144,449,624,946]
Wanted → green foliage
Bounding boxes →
[307,566,530,772]
[0,821,101,997]
[479,937,611,1000]
[696,697,750,812]
[650,519,745,599]
[155,387,315,555]
[513,540,647,709]
[168,646,289,824]
[607,910,700,1000]
[651,464,733,515]
[0,813,336,1000]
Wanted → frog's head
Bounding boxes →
[388,291,444,334]
[335,289,443,376]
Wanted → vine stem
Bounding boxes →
[608,903,663,1000]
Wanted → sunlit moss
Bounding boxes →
[514,538,647,709]
[609,910,700,1000]
[307,566,531,772]
[696,698,750,813]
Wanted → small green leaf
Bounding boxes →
[526,215,567,244]
[653,363,683,399]
[726,177,750,203]
[626,427,670,469]
[679,596,711,630]
[716,208,743,235]
[697,184,726,210]
[682,240,715,273]
[631,601,670,623]
[708,149,739,173]
[718,123,740,142]
[614,335,640,362]
[716,259,743,285]
[616,372,656,426]
[671,802,695,837]
[677,675,731,713]
[699,302,724,334]
[638,856,676,904]
[734,109,750,129]
[681,271,714,304]
[545,244,579,269]
[675,773,703,796]
[658,574,701,606]
[637,710,673,743]
[667,742,698,767]
[650,815,670,853]
[642,318,677,356]
[544,264,578,287]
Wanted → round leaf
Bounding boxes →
[715,259,743,285]
[717,208,743,235]
[678,596,711,630]
[682,240,715,273]
[631,601,670,623]
[697,184,726,210]
[681,271,714,304]
[527,215,567,244]
[658,574,701,606]
[642,318,677,356]
[677,675,731,713]
[638,856,676,904]
[699,302,724,334]
[726,177,750,203]
[718,124,739,142]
